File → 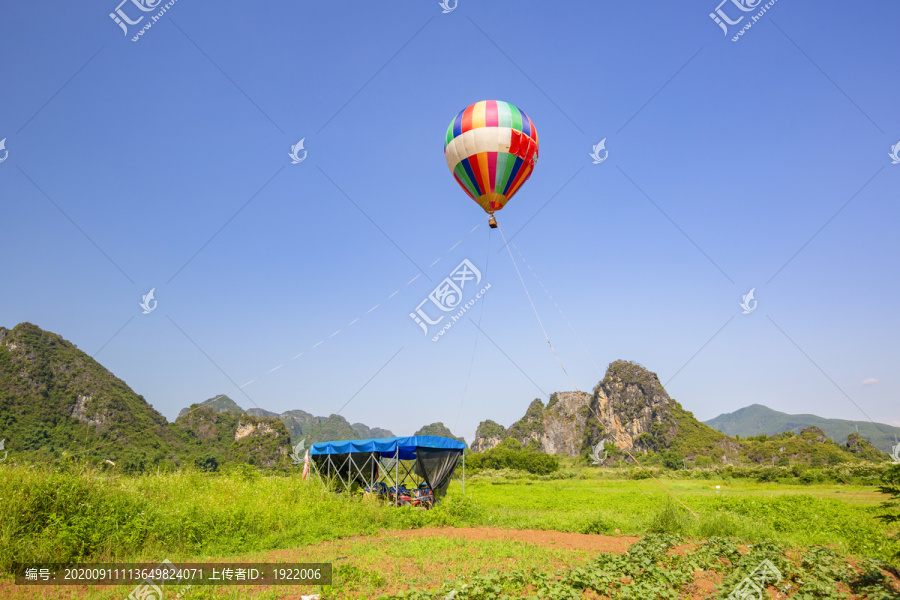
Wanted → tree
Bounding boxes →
[878,463,900,559]
[661,452,684,471]
[194,452,219,472]
[121,449,148,475]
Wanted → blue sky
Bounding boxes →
[1,1,898,443]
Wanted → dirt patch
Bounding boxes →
[385,527,640,553]
[667,542,698,557]
[690,570,721,599]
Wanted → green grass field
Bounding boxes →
[465,473,891,557]
[2,463,898,598]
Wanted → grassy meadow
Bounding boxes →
[2,461,899,598]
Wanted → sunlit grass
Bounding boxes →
[465,476,895,558]
[1,461,897,597]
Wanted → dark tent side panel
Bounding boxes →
[415,447,462,497]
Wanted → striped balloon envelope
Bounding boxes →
[444,100,539,217]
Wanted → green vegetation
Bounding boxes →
[465,468,893,559]
[466,438,560,475]
[505,399,545,444]
[306,414,362,444]
[2,461,899,598]
[546,392,559,408]
[0,323,293,472]
[352,422,394,439]
[414,422,466,445]
[190,397,397,445]
[474,419,506,442]
[377,536,898,600]
[667,402,732,459]
[600,359,662,397]
[0,323,183,467]
[878,463,900,559]
[705,403,900,454]
[193,394,244,415]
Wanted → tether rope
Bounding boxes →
[239,220,483,389]
[510,241,603,377]
[455,227,493,431]
[497,224,578,391]
[42,220,486,466]
[497,224,698,519]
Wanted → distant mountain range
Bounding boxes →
[470,360,887,466]
[179,397,396,446]
[704,404,900,454]
[0,323,292,471]
[0,322,889,473]
[179,397,470,448]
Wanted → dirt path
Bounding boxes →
[383,526,640,553]
[0,528,637,599]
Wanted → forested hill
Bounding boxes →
[705,404,900,454]
[0,323,290,471]
[182,397,396,445]
[472,360,888,466]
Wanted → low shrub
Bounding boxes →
[466,441,559,475]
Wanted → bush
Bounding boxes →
[648,502,691,535]
[121,449,148,475]
[581,512,616,535]
[757,467,780,482]
[694,455,713,468]
[661,452,685,471]
[629,467,655,480]
[877,463,900,559]
[466,443,559,475]
[194,452,219,473]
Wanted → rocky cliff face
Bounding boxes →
[543,392,594,455]
[190,401,396,445]
[234,418,281,442]
[176,407,291,467]
[586,360,679,453]
[472,420,506,452]
[472,360,688,456]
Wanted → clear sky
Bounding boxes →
[1,1,898,443]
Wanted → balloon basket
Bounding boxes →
[488,216,498,229]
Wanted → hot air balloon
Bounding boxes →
[444,100,539,229]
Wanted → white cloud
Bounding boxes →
[861,378,879,386]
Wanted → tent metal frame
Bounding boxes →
[309,447,465,505]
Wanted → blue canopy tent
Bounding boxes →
[309,435,466,506]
